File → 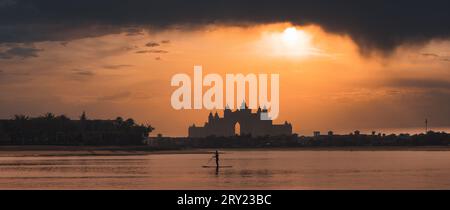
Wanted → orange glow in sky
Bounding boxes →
[0,23,449,136]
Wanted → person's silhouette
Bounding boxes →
[215,150,220,174]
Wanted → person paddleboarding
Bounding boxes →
[202,151,232,172]
[215,150,220,168]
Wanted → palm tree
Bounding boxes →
[145,124,155,133]
[114,117,124,128]
[57,115,70,121]
[80,111,87,121]
[14,115,29,121]
[125,118,135,128]
[43,113,56,120]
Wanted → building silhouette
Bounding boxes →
[189,103,292,138]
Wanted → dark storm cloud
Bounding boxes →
[0,0,16,8]
[68,69,96,82]
[0,46,42,59]
[103,64,134,70]
[0,0,449,53]
[71,69,95,77]
[125,28,144,36]
[146,42,160,48]
[421,53,450,62]
[421,53,439,58]
[136,50,169,54]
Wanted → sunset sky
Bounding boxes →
[0,0,449,136]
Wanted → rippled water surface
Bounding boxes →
[0,150,449,189]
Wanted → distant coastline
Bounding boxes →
[0,146,449,158]
[1,113,449,150]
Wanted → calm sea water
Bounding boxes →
[0,150,449,189]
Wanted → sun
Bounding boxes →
[282,27,300,44]
[277,27,316,57]
[255,25,321,58]
[282,27,312,47]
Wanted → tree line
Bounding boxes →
[0,112,154,146]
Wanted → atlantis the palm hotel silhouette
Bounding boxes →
[189,102,292,138]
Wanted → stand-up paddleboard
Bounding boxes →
[203,150,232,169]
[202,166,232,168]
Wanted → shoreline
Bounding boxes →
[0,145,449,157]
